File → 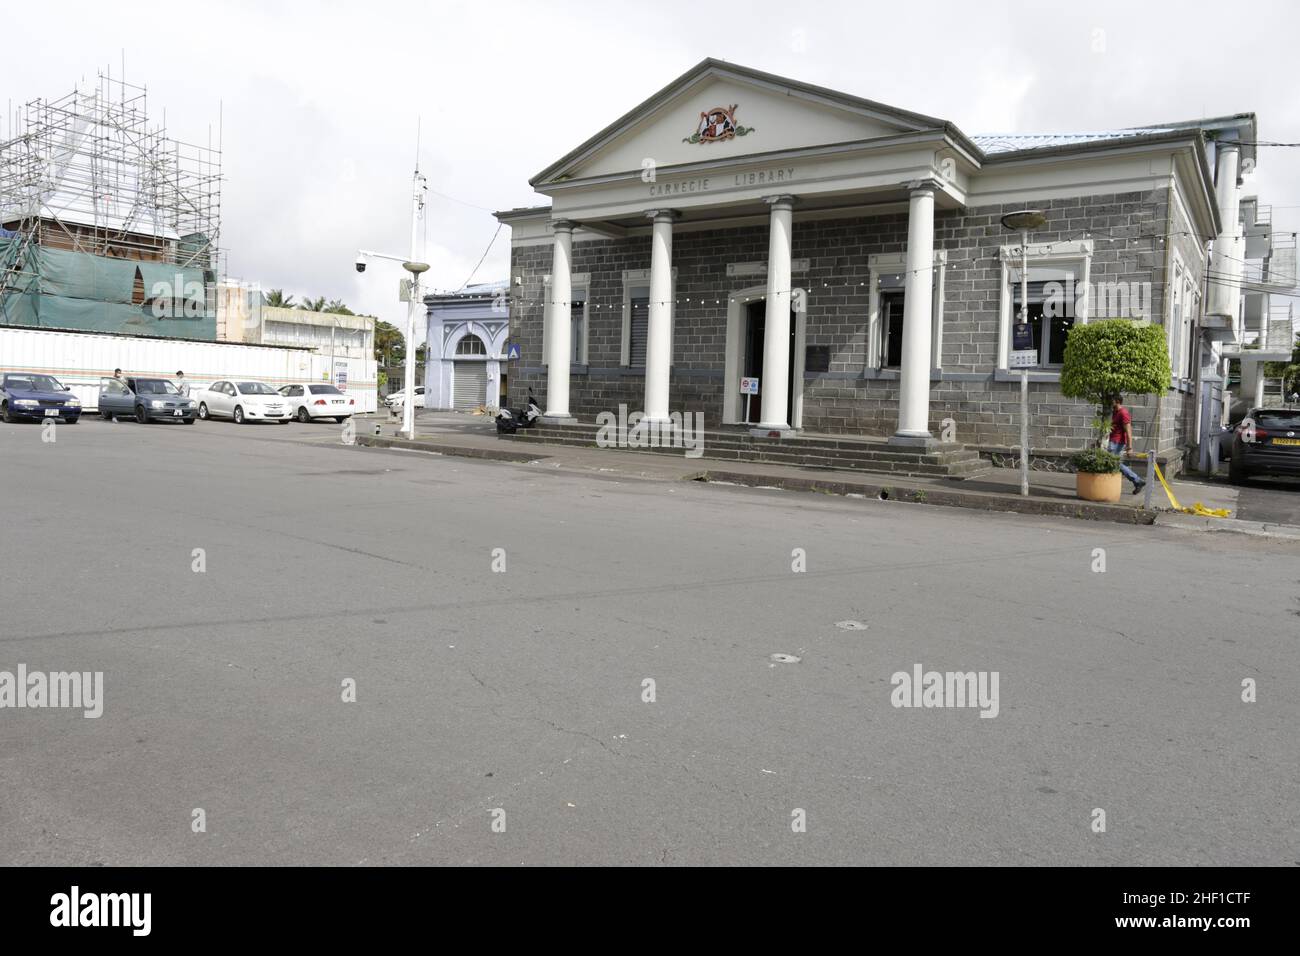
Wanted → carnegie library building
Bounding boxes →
[495,59,1276,474]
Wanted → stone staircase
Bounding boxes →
[501,421,990,479]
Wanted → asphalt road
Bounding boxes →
[1,414,1297,866]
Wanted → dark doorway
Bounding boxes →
[743,300,797,425]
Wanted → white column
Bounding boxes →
[753,194,796,436]
[891,181,937,446]
[1206,144,1242,324]
[644,209,678,422]
[542,219,577,423]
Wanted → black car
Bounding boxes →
[1229,407,1300,483]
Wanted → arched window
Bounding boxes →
[456,335,487,356]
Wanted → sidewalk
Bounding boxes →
[353,410,1295,535]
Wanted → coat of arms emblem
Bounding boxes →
[683,104,754,144]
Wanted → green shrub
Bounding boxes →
[1060,319,1170,444]
[1071,448,1121,474]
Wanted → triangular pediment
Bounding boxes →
[532,60,948,187]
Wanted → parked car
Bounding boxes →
[196,380,292,424]
[1229,407,1300,483]
[99,376,196,423]
[384,385,424,410]
[0,373,82,423]
[278,383,355,423]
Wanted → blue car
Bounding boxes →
[0,373,83,423]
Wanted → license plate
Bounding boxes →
[174,409,185,416]
[332,400,343,404]
[1273,438,1300,446]
[43,408,59,416]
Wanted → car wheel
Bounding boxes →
[233,406,245,424]
[183,417,196,425]
[199,402,211,420]
[135,405,148,424]
[277,418,290,425]
[296,406,310,423]
[1,402,14,424]
[67,417,79,424]
[1228,460,1249,485]
[101,410,114,422]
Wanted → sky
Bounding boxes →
[6,0,1300,341]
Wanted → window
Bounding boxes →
[880,290,905,368]
[541,273,589,366]
[867,252,946,371]
[998,240,1092,372]
[621,268,676,369]
[571,295,585,365]
[456,335,487,356]
[628,288,649,368]
[1011,281,1075,367]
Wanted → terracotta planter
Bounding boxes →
[1076,470,1122,503]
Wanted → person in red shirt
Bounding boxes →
[1107,393,1146,494]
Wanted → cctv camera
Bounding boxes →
[355,255,367,273]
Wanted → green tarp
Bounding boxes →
[0,244,215,340]
[35,246,139,304]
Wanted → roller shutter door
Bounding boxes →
[453,362,488,409]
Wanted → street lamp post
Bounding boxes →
[1000,210,1047,497]
[356,166,429,440]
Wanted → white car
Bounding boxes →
[278,383,355,423]
[384,385,424,410]
[195,380,292,424]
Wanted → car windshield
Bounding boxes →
[5,374,62,392]
[1257,411,1300,429]
[134,380,180,395]
[309,385,342,395]
[237,382,277,395]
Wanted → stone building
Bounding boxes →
[496,59,1275,472]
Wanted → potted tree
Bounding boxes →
[1070,447,1123,502]
[1060,319,1171,504]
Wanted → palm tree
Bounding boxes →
[325,299,354,315]
[374,320,404,365]
[265,289,295,308]
[300,295,327,312]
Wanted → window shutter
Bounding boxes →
[628,296,649,368]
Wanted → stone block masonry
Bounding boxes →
[506,188,1189,458]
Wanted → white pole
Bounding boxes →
[401,169,425,439]
[1020,228,1030,497]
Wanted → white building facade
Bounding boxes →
[423,281,509,411]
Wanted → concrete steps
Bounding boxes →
[501,421,990,479]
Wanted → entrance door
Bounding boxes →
[743,301,796,425]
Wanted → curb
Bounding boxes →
[695,469,1157,525]
[1155,512,1300,540]
[357,433,549,464]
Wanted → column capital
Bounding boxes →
[549,219,578,235]
[646,208,681,224]
[763,194,797,210]
[904,177,945,196]
[1216,141,1242,154]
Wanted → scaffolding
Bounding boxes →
[0,71,223,339]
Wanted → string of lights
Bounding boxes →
[502,226,1300,311]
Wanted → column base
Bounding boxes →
[888,431,937,449]
[749,424,797,439]
[540,414,577,426]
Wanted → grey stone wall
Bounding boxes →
[506,187,1199,458]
